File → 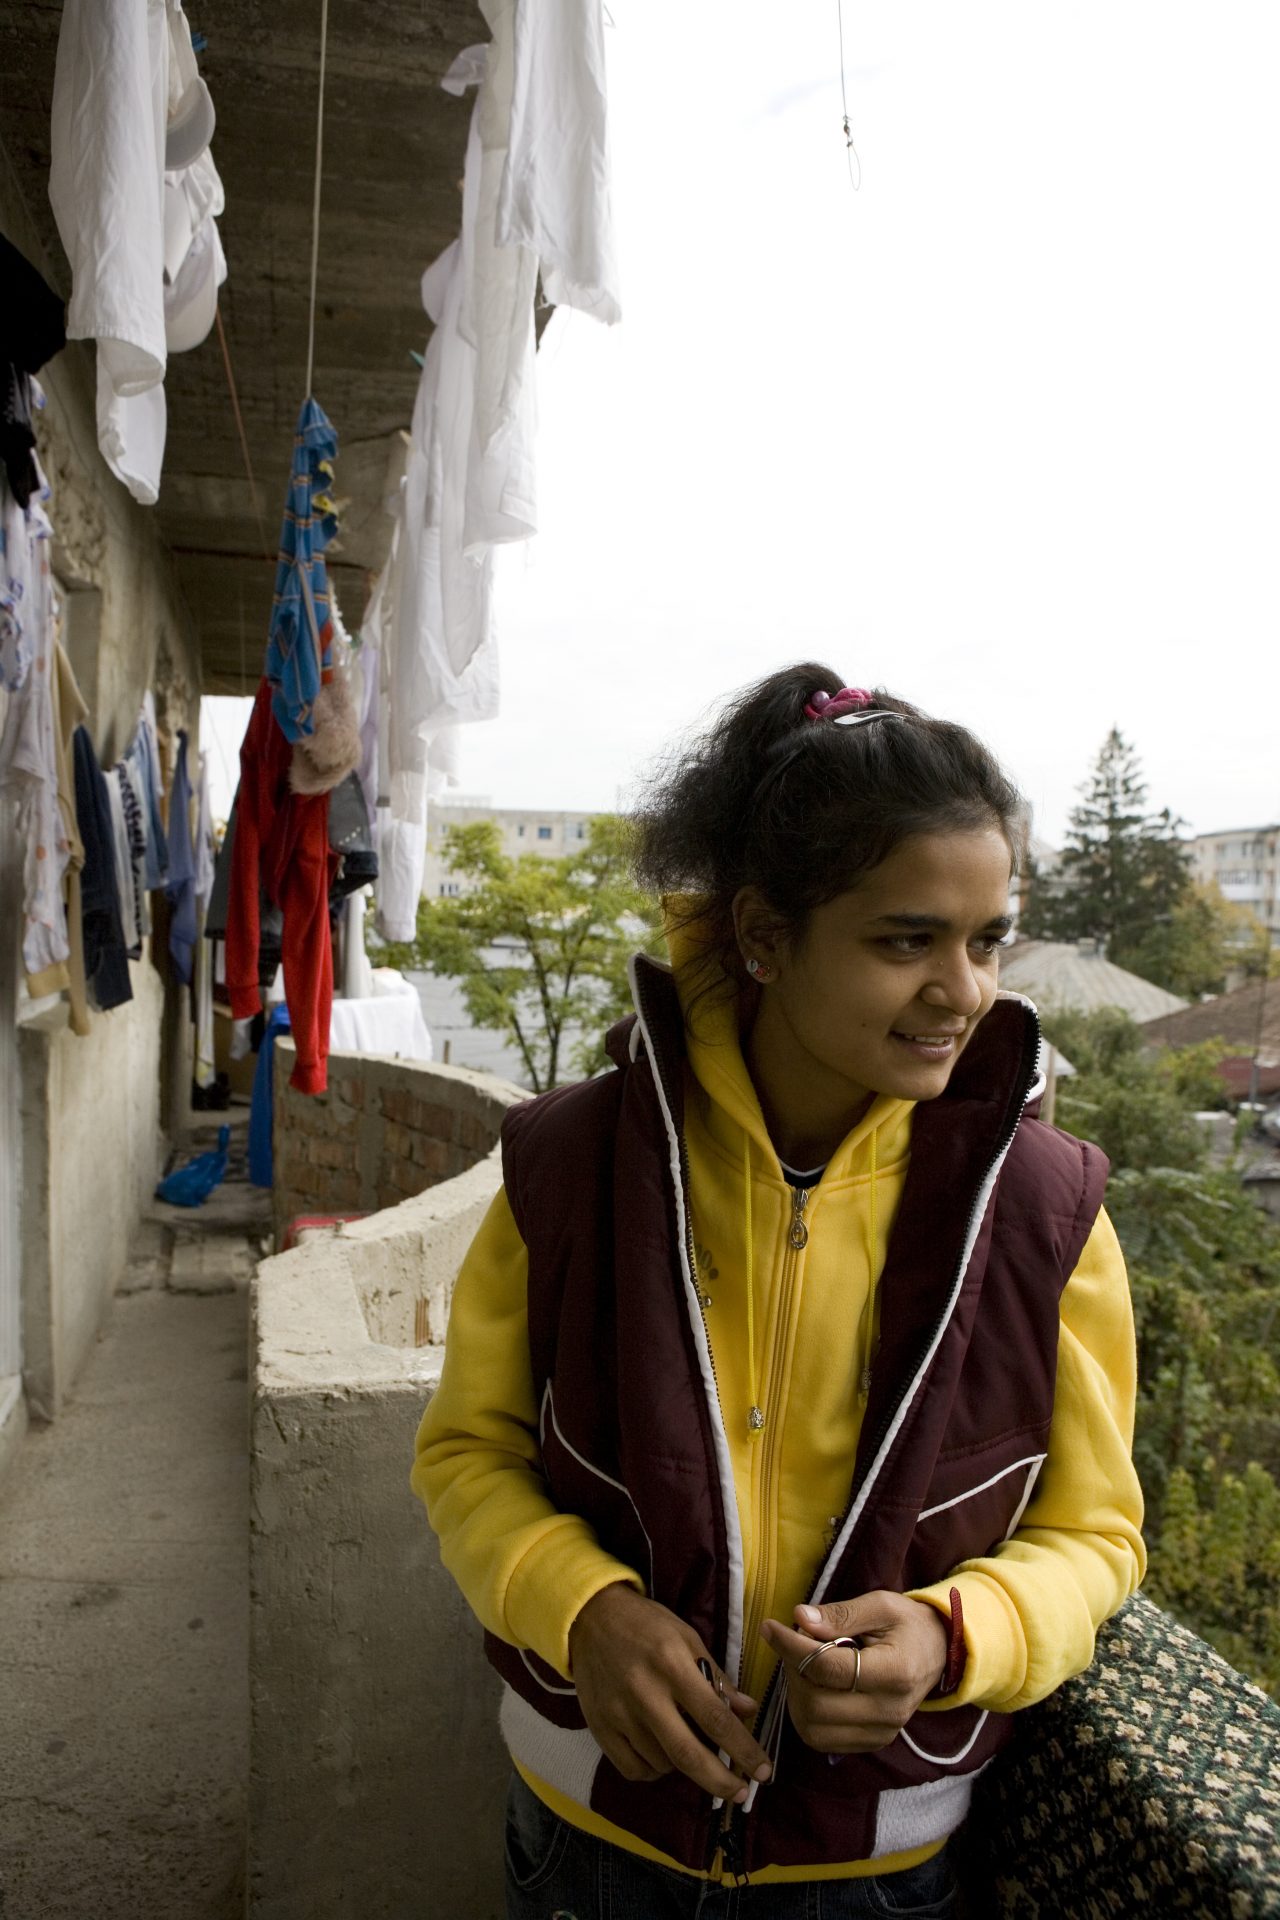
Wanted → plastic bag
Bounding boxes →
[155,1124,230,1207]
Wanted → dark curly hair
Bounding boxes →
[631,663,1027,991]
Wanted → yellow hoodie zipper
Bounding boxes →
[739,1180,813,1695]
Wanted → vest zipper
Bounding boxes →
[748,1090,1031,1763]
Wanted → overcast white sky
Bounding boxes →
[209,1,1280,846]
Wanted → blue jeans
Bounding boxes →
[504,1773,959,1919]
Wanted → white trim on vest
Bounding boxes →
[627,955,747,1700]
[898,1710,990,1767]
[500,1685,604,1811]
[871,1761,993,1857]
[917,1452,1047,1523]
[541,1379,656,1596]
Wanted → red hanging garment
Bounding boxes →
[226,678,338,1095]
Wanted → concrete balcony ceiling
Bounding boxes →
[0,0,485,689]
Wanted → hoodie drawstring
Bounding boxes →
[860,1125,878,1399]
[744,1135,763,1438]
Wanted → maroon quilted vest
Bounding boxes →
[486,960,1108,1875]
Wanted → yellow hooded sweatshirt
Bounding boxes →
[412,937,1147,1884]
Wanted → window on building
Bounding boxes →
[538,826,553,840]
[516,824,525,837]
[575,823,586,839]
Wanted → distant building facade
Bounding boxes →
[423,799,601,898]
[1186,825,1280,933]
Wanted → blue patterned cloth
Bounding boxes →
[165,728,196,985]
[264,397,339,743]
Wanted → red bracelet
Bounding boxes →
[930,1586,966,1698]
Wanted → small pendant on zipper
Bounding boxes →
[748,1405,766,1433]
[698,1289,713,1309]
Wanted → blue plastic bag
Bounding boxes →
[155,1125,231,1207]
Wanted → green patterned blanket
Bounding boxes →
[959,1594,1280,1918]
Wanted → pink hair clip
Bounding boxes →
[805,686,874,722]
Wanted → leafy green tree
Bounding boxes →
[1044,1007,1280,1697]
[1145,1465,1280,1696]
[1050,1008,1208,1170]
[1126,883,1277,998]
[380,816,661,1093]
[1022,730,1191,982]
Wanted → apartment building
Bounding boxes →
[423,800,601,897]
[1187,824,1280,933]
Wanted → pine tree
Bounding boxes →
[1022,729,1191,975]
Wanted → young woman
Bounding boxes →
[412,667,1146,1917]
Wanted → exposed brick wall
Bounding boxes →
[272,1041,522,1245]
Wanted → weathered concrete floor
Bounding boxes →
[0,1121,270,1920]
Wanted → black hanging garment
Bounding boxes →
[0,234,66,508]
[72,726,133,1012]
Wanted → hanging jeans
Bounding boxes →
[503,1772,959,1920]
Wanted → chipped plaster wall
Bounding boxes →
[1,155,203,1426]
[251,1131,521,1919]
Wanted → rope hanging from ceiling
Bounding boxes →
[305,0,331,399]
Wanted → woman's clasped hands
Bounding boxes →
[568,1583,951,1802]
[568,1583,773,1803]
[762,1591,950,1753]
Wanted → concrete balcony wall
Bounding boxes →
[251,1055,525,1920]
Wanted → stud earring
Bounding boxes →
[745,957,773,983]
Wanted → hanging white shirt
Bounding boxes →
[50,0,170,398]
[376,794,429,946]
[96,375,168,508]
[498,0,621,325]
[462,0,539,557]
[386,236,499,800]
